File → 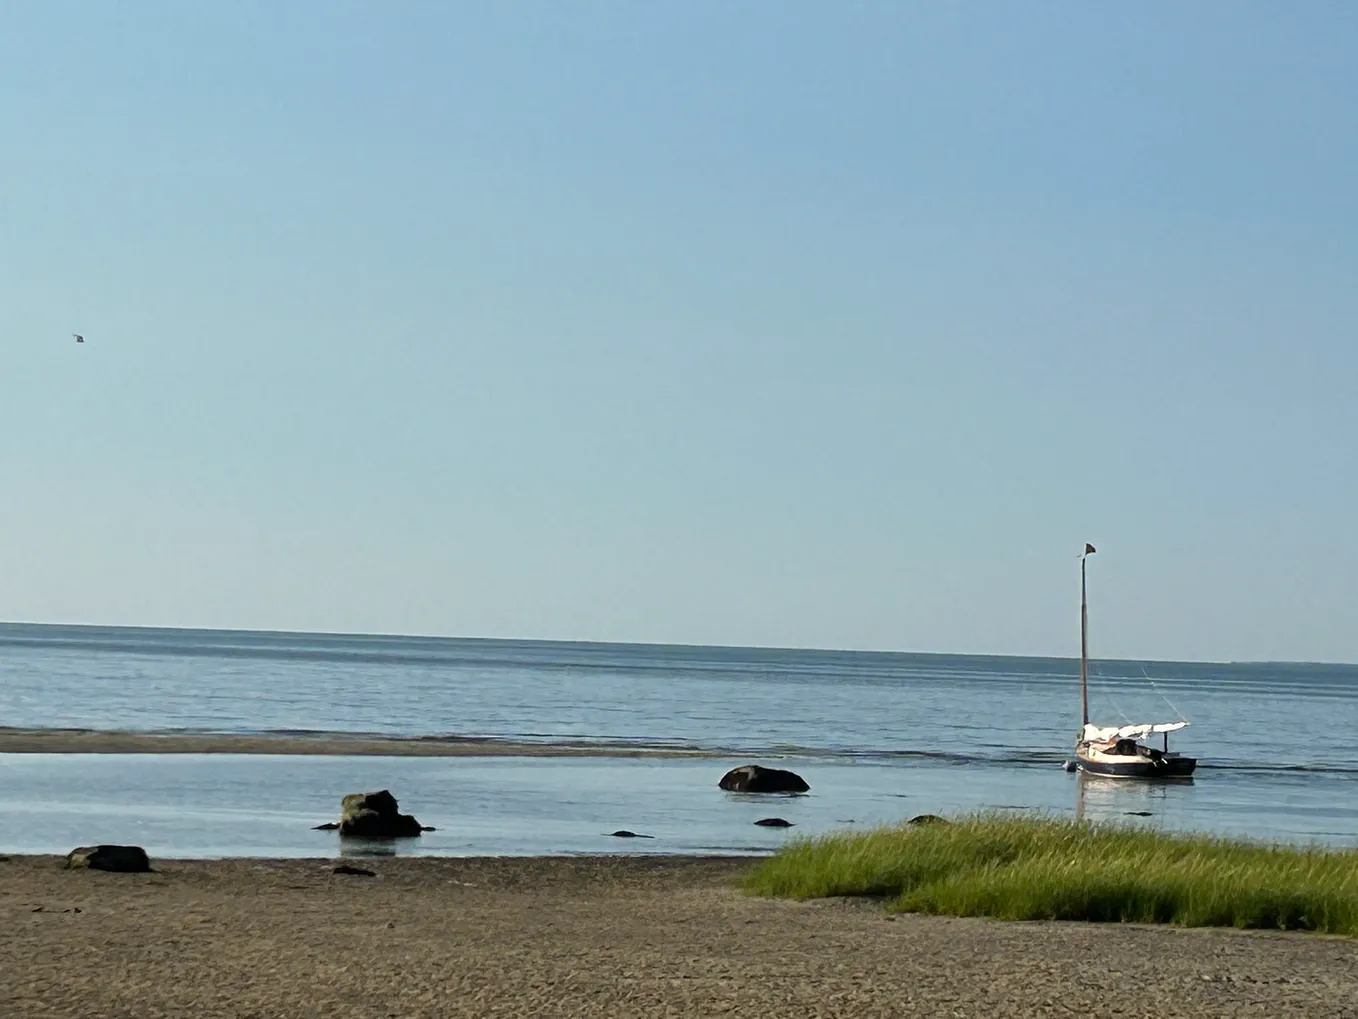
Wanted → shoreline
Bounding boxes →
[0,726,739,758]
[4,853,1354,1018]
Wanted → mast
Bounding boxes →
[1080,544,1094,729]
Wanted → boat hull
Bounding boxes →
[1076,750,1196,779]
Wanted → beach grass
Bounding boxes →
[744,815,1358,934]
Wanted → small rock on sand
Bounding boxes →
[65,845,151,873]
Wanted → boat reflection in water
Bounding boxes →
[1073,769,1195,823]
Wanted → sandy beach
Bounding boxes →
[0,727,730,758]
[2,854,1355,1019]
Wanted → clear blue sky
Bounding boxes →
[3,2,1356,662]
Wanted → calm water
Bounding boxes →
[1,623,1356,856]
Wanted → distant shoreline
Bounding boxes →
[0,727,738,758]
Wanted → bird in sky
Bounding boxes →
[73,333,84,343]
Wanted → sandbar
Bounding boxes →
[2,854,1354,1018]
[0,726,732,757]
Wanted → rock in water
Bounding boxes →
[754,817,794,827]
[718,765,810,794]
[907,814,948,826]
[65,845,151,873]
[336,790,426,837]
[341,810,424,837]
[606,830,655,839]
[341,790,398,818]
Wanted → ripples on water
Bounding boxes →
[1,623,1356,854]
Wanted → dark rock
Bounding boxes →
[607,830,655,839]
[333,864,376,876]
[336,790,425,838]
[718,765,810,794]
[340,809,424,838]
[343,790,399,817]
[907,814,948,826]
[1124,810,1153,817]
[65,845,151,873]
[754,817,794,827]
[312,822,340,831]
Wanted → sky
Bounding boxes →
[2,2,1356,662]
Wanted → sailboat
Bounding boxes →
[1074,544,1197,779]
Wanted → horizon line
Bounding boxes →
[1,617,1354,669]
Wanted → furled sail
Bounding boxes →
[1081,721,1188,744]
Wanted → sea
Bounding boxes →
[1,622,1356,859]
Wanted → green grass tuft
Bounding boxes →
[744,815,1358,934]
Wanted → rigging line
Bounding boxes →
[1106,691,1134,725]
[1140,665,1189,721]
[1089,661,1134,724]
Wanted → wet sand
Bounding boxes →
[2,854,1355,1019]
[0,726,728,757]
